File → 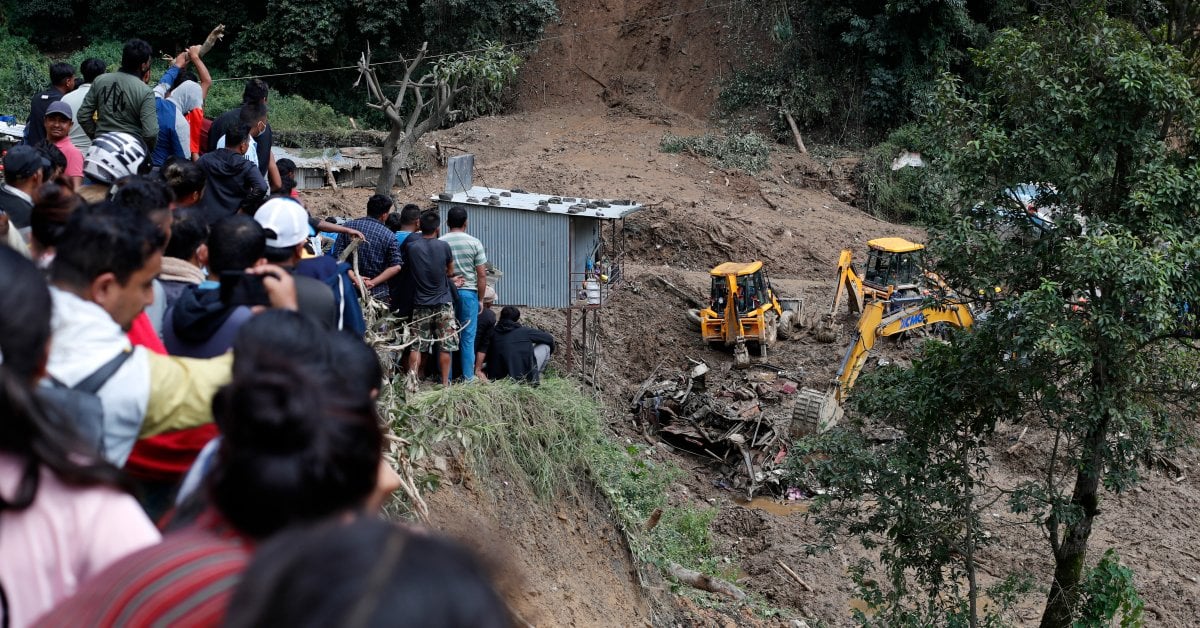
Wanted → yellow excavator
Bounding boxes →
[793,298,975,434]
[696,261,802,367]
[817,237,933,342]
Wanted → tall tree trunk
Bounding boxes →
[1039,411,1109,628]
[376,128,404,195]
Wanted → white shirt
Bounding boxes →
[216,133,259,169]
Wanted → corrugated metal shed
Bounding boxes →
[432,185,643,308]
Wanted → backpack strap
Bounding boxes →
[73,350,133,395]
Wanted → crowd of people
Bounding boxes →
[0,37,563,627]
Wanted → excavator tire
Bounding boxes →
[778,310,795,340]
[792,388,843,436]
[685,308,703,330]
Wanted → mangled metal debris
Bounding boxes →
[630,360,807,499]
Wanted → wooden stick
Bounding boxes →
[777,559,813,591]
[784,110,808,154]
[1006,426,1029,455]
[667,562,746,600]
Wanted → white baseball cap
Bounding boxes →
[254,198,310,248]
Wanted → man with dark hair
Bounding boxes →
[47,203,232,466]
[332,194,401,300]
[163,215,268,358]
[385,204,424,370]
[486,305,556,384]
[77,39,158,151]
[404,210,458,387]
[196,124,268,221]
[216,102,268,171]
[390,202,422,252]
[253,198,339,330]
[38,329,386,628]
[206,79,280,190]
[440,205,487,380]
[0,145,48,240]
[158,206,209,311]
[25,62,75,147]
[62,57,106,153]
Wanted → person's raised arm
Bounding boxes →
[188,45,212,101]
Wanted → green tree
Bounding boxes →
[354,42,520,193]
[794,6,1200,627]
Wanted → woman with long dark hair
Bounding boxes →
[0,246,160,627]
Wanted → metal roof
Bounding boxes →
[867,237,924,253]
[710,261,763,276]
[430,186,643,220]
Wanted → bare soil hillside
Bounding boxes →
[305,3,1200,611]
[306,103,1200,625]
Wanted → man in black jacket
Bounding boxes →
[25,62,74,147]
[196,122,268,223]
[486,306,555,384]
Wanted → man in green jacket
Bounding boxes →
[78,39,158,152]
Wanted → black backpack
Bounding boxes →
[37,350,132,457]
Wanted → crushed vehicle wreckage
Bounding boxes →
[630,360,820,499]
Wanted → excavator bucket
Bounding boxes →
[732,340,751,369]
[814,315,839,343]
[792,387,842,435]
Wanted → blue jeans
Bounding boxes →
[454,289,479,380]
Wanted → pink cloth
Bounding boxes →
[0,454,161,626]
[55,136,84,178]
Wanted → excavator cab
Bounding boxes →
[863,238,925,290]
[699,262,792,367]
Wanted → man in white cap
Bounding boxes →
[253,197,338,330]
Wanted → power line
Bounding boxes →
[211,1,738,83]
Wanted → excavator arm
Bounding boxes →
[829,249,866,316]
[835,300,974,401]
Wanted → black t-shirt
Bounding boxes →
[476,307,497,355]
[206,106,273,175]
[405,236,453,307]
[0,187,34,229]
[25,87,61,147]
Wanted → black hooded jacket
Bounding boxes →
[196,149,268,222]
[162,286,253,358]
[485,320,555,383]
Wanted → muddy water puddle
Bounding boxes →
[735,496,810,516]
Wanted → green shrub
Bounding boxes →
[660,132,772,174]
[204,80,347,133]
[0,29,48,120]
[855,123,951,225]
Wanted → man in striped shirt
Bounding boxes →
[440,205,488,381]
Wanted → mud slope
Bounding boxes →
[516,0,767,119]
[306,106,1199,625]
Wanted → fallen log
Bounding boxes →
[777,559,813,592]
[667,562,746,600]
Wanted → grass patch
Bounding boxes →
[395,378,601,500]
[383,376,722,576]
[205,80,349,133]
[660,131,772,174]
